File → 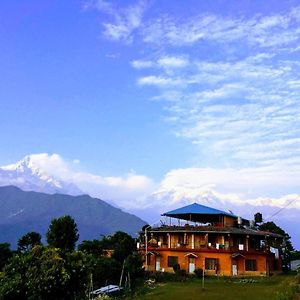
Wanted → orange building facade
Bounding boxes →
[140,203,283,276]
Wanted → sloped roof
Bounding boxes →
[162,203,237,220]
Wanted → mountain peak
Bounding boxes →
[0,154,82,195]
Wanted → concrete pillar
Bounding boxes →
[192,234,195,249]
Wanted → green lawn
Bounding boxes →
[132,275,297,300]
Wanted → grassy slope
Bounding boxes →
[132,275,296,300]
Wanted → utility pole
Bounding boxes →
[145,225,151,271]
[202,260,205,291]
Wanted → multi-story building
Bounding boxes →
[140,203,283,276]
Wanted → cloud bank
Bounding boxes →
[3,153,300,245]
[8,153,299,213]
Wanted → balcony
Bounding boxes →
[140,242,270,255]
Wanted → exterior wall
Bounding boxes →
[145,249,275,276]
[154,232,268,252]
[224,216,236,227]
[143,231,281,276]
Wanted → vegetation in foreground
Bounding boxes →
[0,215,143,300]
[132,273,300,300]
[0,216,299,299]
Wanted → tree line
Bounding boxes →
[0,215,143,300]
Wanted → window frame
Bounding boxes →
[205,258,218,270]
[167,256,178,267]
[245,259,257,271]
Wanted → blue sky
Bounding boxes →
[0,0,190,178]
[1,0,300,245]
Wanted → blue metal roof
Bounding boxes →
[162,203,237,218]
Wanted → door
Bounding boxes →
[232,259,238,276]
[155,256,161,271]
[189,257,196,273]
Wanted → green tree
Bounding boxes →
[87,255,121,289]
[109,231,136,263]
[0,254,29,299]
[259,221,294,251]
[259,221,293,271]
[124,253,144,287]
[25,246,70,300]
[46,215,79,251]
[0,243,12,271]
[0,246,90,300]
[62,251,90,299]
[17,231,42,253]
[291,250,300,261]
[78,239,103,256]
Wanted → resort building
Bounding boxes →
[140,203,283,276]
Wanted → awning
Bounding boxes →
[184,252,198,258]
[232,253,245,258]
[147,251,161,256]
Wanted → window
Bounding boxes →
[245,259,257,271]
[205,258,218,270]
[178,234,184,245]
[162,234,168,244]
[168,256,178,267]
[183,233,189,245]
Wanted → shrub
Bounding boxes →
[194,268,204,278]
[173,263,180,272]
[276,277,299,300]
[175,269,187,281]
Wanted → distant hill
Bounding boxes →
[0,186,146,248]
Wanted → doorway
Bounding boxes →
[155,256,161,271]
[189,257,196,273]
[232,259,238,276]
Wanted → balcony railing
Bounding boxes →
[140,242,269,254]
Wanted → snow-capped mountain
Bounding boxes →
[0,155,82,195]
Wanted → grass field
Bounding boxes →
[132,274,298,300]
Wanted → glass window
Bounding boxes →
[168,256,178,267]
[205,258,218,270]
[245,259,257,271]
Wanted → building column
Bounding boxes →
[167,233,171,248]
[192,234,195,249]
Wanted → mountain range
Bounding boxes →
[0,155,299,249]
[0,185,146,248]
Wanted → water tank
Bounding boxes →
[254,212,263,223]
[237,216,242,225]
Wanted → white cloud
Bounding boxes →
[137,75,185,87]
[141,8,300,48]
[8,154,300,213]
[157,56,189,69]
[131,60,153,69]
[91,5,300,170]
[147,167,300,221]
[87,0,147,42]
[134,50,300,167]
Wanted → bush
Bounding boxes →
[175,269,187,281]
[173,263,180,272]
[147,271,178,283]
[276,277,299,300]
[194,268,204,278]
